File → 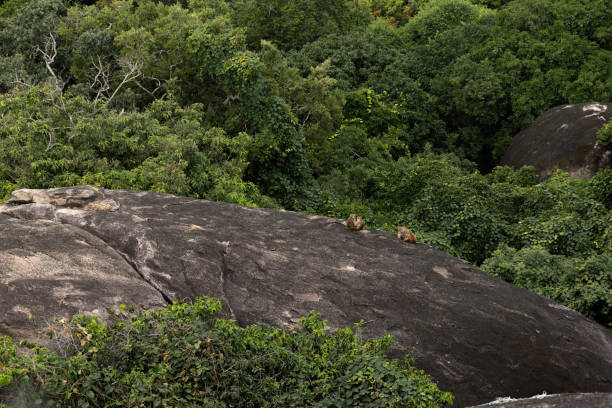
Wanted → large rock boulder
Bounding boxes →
[501,102,611,180]
[1,186,611,407]
[469,393,612,408]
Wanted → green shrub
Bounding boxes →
[482,246,612,327]
[590,168,612,208]
[407,0,490,41]
[596,118,612,143]
[0,297,453,408]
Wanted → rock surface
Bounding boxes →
[469,393,612,408]
[1,186,611,407]
[501,102,612,180]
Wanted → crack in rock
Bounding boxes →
[0,202,173,305]
[90,232,173,305]
[220,243,238,323]
[69,221,174,306]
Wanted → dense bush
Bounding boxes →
[289,0,611,167]
[310,153,611,325]
[596,118,612,143]
[590,168,612,209]
[482,247,612,327]
[0,90,271,207]
[0,297,453,407]
[230,0,372,51]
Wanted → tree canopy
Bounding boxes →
[0,3,610,402]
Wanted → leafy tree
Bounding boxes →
[244,95,314,208]
[0,0,68,92]
[404,0,492,42]
[368,0,429,25]
[58,0,204,109]
[259,43,346,176]
[0,0,33,18]
[468,0,511,8]
[288,23,408,91]
[590,168,612,209]
[230,0,371,51]
[0,89,268,206]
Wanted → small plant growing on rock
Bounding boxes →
[596,119,612,143]
[0,297,453,407]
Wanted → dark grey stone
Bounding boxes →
[469,392,612,408]
[1,186,611,407]
[501,102,612,180]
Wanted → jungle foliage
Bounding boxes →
[0,0,610,352]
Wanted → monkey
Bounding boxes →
[346,214,365,231]
[397,226,417,243]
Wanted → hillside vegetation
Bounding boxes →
[0,0,609,347]
[0,0,610,326]
[1,1,610,405]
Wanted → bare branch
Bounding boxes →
[106,56,142,105]
[11,75,34,90]
[35,33,76,129]
[89,55,143,108]
[90,56,111,104]
[45,130,59,152]
[134,76,162,98]
[36,33,64,92]
[223,94,241,106]
[299,110,311,130]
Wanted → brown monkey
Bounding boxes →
[397,226,417,243]
[346,214,365,231]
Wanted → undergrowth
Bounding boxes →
[0,297,453,407]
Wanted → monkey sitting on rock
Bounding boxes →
[346,214,365,231]
[397,226,417,243]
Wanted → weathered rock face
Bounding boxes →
[469,393,612,408]
[501,102,612,180]
[1,186,611,407]
[0,188,167,343]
